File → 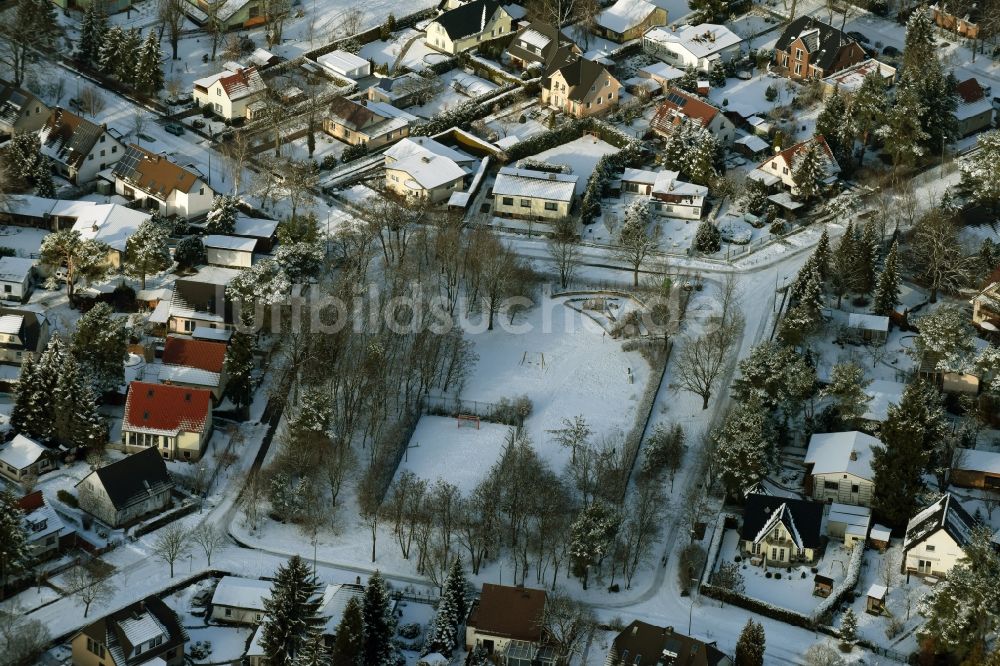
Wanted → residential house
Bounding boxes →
[71,596,187,666]
[593,0,667,43]
[620,168,706,219]
[38,107,125,185]
[651,88,736,147]
[826,503,871,549]
[367,73,438,108]
[466,583,547,657]
[317,50,371,79]
[0,81,49,139]
[0,256,35,301]
[75,447,174,528]
[917,337,991,395]
[18,491,71,560]
[954,78,995,137]
[734,134,770,160]
[210,576,272,624]
[804,431,878,506]
[492,167,578,220]
[204,235,256,268]
[193,67,268,121]
[233,215,280,253]
[846,312,889,344]
[754,135,840,194]
[773,16,866,81]
[323,97,415,148]
[0,308,49,367]
[932,3,983,39]
[951,448,1000,490]
[973,280,1000,331]
[53,0,130,12]
[317,583,366,641]
[541,58,622,118]
[604,620,732,666]
[740,492,825,566]
[424,0,515,54]
[820,59,896,96]
[168,266,241,334]
[184,0,263,30]
[643,24,743,73]
[112,145,215,219]
[0,434,53,483]
[122,382,213,462]
[902,493,977,578]
[506,21,581,73]
[636,61,686,92]
[385,154,467,203]
[161,335,228,400]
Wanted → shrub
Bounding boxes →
[398,623,421,639]
[608,583,620,593]
[341,142,368,162]
[175,236,207,269]
[765,571,773,579]
[801,571,807,578]
[321,154,339,170]
[0,247,16,258]
[765,85,778,102]
[694,220,722,253]
[57,489,78,507]
[774,572,782,579]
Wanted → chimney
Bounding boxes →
[850,450,858,461]
[632,625,639,636]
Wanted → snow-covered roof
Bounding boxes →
[203,234,257,252]
[233,215,279,239]
[644,24,742,58]
[828,503,871,536]
[753,502,804,550]
[118,610,167,648]
[955,97,994,121]
[621,168,657,185]
[904,493,976,550]
[953,448,1000,474]
[863,379,905,422]
[211,576,272,610]
[595,0,659,34]
[317,50,371,76]
[148,299,171,325]
[493,166,578,202]
[870,523,891,542]
[804,431,879,481]
[0,434,46,470]
[520,28,551,51]
[821,59,895,93]
[384,137,477,166]
[157,364,221,389]
[247,624,265,657]
[746,168,781,186]
[71,203,151,253]
[390,154,467,191]
[0,256,33,283]
[319,584,364,635]
[21,495,66,544]
[652,170,707,199]
[0,314,23,335]
[848,312,889,332]
[189,265,241,286]
[638,62,685,81]
[866,583,887,600]
[735,134,770,153]
[193,327,233,342]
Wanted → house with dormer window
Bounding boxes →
[112,145,215,219]
[773,16,865,81]
[122,381,213,461]
[902,493,978,578]
[71,596,187,666]
[542,58,621,118]
[425,0,515,55]
[740,493,825,566]
[506,20,581,73]
[192,66,268,121]
[38,107,124,185]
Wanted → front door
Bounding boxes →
[918,559,932,574]
[483,639,495,654]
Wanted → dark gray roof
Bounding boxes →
[608,620,731,666]
[775,16,858,71]
[0,80,43,130]
[506,21,579,73]
[433,0,506,40]
[79,597,187,666]
[740,492,824,550]
[39,107,107,170]
[83,448,173,511]
[546,57,609,101]
[904,493,978,551]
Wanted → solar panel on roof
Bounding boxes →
[666,92,688,106]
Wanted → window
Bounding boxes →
[183,320,195,332]
[926,545,936,552]
[112,145,117,153]
[782,55,789,67]
[782,167,789,175]
[216,88,221,96]
[520,199,530,207]
[851,484,860,493]
[225,608,232,616]
[609,92,614,100]
[794,63,802,75]
[88,154,94,161]
[771,161,777,169]
[597,97,602,104]
[4,285,10,294]
[824,480,839,490]
[771,547,777,559]
[99,135,105,143]
[502,197,514,205]
[199,187,205,195]
[100,150,105,157]
[544,202,557,211]
[795,48,803,59]
[87,638,106,658]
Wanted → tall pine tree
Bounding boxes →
[813,228,831,283]
[362,571,394,666]
[735,618,766,666]
[291,631,329,666]
[331,595,365,665]
[872,240,901,316]
[426,559,469,656]
[855,220,880,295]
[0,490,30,588]
[261,555,324,666]
[77,1,108,68]
[134,31,165,96]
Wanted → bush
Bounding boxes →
[765,85,778,102]
[398,623,421,639]
[175,236,207,269]
[321,154,339,170]
[774,572,782,579]
[341,142,368,162]
[608,583,620,592]
[694,220,722,253]
[765,571,773,578]
[57,489,78,507]
[801,571,807,578]
[769,219,788,235]
[0,247,16,258]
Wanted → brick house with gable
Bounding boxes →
[122,381,213,461]
[773,16,866,81]
[541,58,621,118]
[651,88,736,147]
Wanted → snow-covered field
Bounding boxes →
[393,415,512,492]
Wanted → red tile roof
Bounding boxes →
[162,336,227,373]
[652,88,721,133]
[774,134,835,167]
[956,77,985,103]
[124,381,211,435]
[18,490,43,512]
[219,67,266,101]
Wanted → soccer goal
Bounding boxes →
[456,414,481,429]
[519,351,546,368]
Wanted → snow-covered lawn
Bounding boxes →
[0,226,48,258]
[396,597,437,664]
[707,73,799,120]
[531,136,620,196]
[408,70,498,119]
[393,415,512,493]
[186,625,254,663]
[844,545,927,656]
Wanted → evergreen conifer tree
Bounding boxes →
[291,631,329,666]
[98,26,126,76]
[426,559,469,656]
[134,31,165,95]
[872,240,901,316]
[331,595,365,666]
[115,29,142,85]
[72,302,128,393]
[831,221,856,307]
[362,571,394,666]
[0,489,30,588]
[78,2,108,68]
[813,228,831,283]
[735,618,766,666]
[260,555,324,666]
[855,221,880,295]
[206,194,240,234]
[841,608,858,643]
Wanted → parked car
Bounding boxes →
[848,31,870,43]
[164,123,185,136]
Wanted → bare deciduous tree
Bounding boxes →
[547,219,581,289]
[906,209,972,302]
[542,591,596,662]
[190,524,227,567]
[65,564,116,617]
[618,480,665,588]
[151,524,190,577]
[157,0,185,60]
[80,86,105,118]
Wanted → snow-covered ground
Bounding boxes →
[531,136,620,196]
[393,415,512,492]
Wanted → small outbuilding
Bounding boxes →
[813,573,834,597]
[317,50,371,79]
[203,235,256,269]
[866,584,887,615]
[0,434,53,483]
[827,502,871,549]
[0,257,35,301]
[847,313,889,344]
[869,523,891,552]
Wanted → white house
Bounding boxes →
[193,66,268,121]
[112,145,215,219]
[643,24,743,73]
[902,493,977,578]
[0,434,52,483]
[0,256,34,301]
[754,135,840,194]
[492,167,578,221]
[620,168,706,219]
[211,576,272,624]
[18,491,69,560]
[804,431,879,506]
[75,447,174,528]
[424,0,515,54]
[203,235,256,268]
[38,107,125,185]
[317,50,371,79]
[385,154,467,203]
[123,382,213,462]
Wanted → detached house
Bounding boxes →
[425,0,515,54]
[0,81,49,139]
[541,58,622,118]
[168,266,241,334]
[493,167,578,220]
[466,584,548,660]
[594,0,667,43]
[902,493,978,578]
[210,576,272,624]
[72,596,187,666]
[740,493,825,566]
[954,78,995,137]
[193,66,268,121]
[605,621,732,666]
[323,97,414,149]
[620,168,707,219]
[0,256,35,301]
[123,382,213,461]
[773,16,866,81]
[643,24,743,73]
[0,434,53,483]
[113,145,215,219]
[754,135,840,194]
[18,491,71,560]
[506,21,581,73]
[804,431,879,506]
[0,308,49,367]
[385,154,467,203]
[160,335,228,400]
[38,108,125,184]
[75,447,174,528]
[651,88,736,147]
